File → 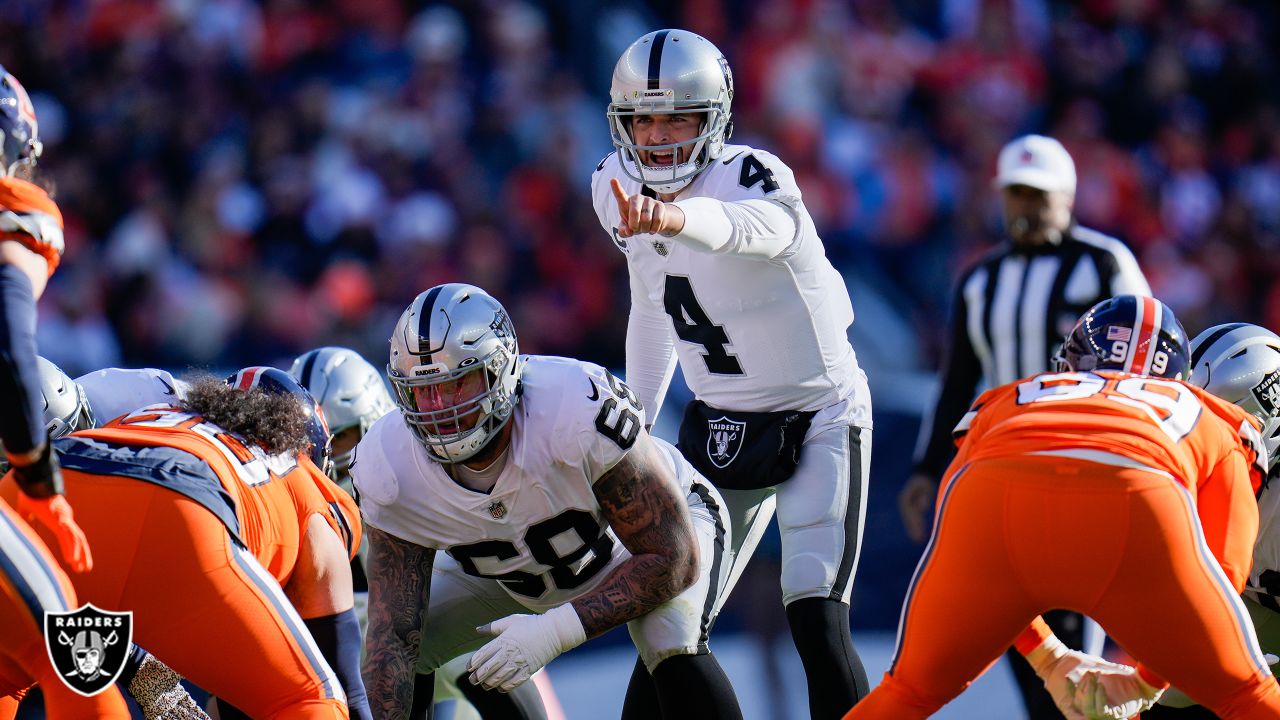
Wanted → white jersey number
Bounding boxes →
[1016,372,1201,442]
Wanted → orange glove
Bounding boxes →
[16,492,93,572]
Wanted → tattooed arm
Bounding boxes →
[362,525,434,720]
[573,431,699,637]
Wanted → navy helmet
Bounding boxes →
[225,366,332,474]
[1057,295,1190,380]
[0,66,42,176]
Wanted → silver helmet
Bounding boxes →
[39,357,95,440]
[290,346,395,480]
[1188,323,1280,469]
[607,29,733,194]
[388,284,522,464]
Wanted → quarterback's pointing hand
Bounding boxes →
[611,178,685,238]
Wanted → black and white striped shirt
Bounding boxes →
[913,225,1151,478]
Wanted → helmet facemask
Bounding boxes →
[607,104,728,194]
[390,344,518,464]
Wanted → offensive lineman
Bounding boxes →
[356,283,742,719]
[591,29,873,717]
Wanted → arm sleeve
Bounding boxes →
[669,197,798,260]
[1196,449,1261,593]
[0,263,46,464]
[625,268,678,423]
[913,275,984,479]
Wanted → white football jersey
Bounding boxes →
[591,143,871,419]
[353,355,696,612]
[76,367,188,426]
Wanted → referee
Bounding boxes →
[898,134,1152,719]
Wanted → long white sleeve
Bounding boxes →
[670,196,799,260]
[624,268,678,424]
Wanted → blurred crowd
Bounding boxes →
[4,0,1280,382]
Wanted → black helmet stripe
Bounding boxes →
[647,30,670,90]
[416,285,444,357]
[298,349,321,390]
[1190,323,1249,369]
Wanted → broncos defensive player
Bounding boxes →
[356,283,742,719]
[591,29,874,717]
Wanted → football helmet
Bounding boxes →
[39,357,95,440]
[607,29,733,194]
[0,66,41,176]
[1057,295,1190,380]
[289,346,394,480]
[225,366,332,475]
[388,283,522,464]
[1188,323,1280,468]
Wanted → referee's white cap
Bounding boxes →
[995,134,1076,195]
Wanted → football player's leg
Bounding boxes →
[414,554,536,718]
[775,426,871,716]
[1091,480,1280,718]
[847,463,1038,719]
[0,500,129,719]
[627,478,741,719]
[714,486,774,600]
[83,481,348,720]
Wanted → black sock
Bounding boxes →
[621,656,659,720]
[454,672,547,720]
[651,652,742,720]
[786,596,870,718]
[411,672,435,720]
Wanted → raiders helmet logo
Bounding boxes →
[1253,369,1280,418]
[707,416,746,469]
[488,500,508,520]
[44,604,133,696]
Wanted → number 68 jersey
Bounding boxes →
[591,143,871,419]
[353,355,690,612]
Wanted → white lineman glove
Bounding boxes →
[1071,665,1165,719]
[467,604,586,692]
[1025,634,1134,720]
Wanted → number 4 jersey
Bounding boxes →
[353,355,698,612]
[591,144,871,419]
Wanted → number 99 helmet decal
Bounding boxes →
[1057,295,1190,380]
[388,283,523,464]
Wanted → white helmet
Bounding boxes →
[39,357,95,439]
[1188,323,1280,469]
[289,346,394,479]
[607,29,733,194]
[388,284,522,464]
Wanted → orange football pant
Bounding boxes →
[846,455,1280,719]
[0,498,129,719]
[0,472,348,720]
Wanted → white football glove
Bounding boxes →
[467,604,586,692]
[1025,634,1134,720]
[1071,665,1164,719]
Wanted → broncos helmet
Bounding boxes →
[225,366,332,475]
[289,346,394,480]
[1057,295,1190,380]
[0,66,42,176]
[388,283,522,464]
[1187,323,1280,469]
[39,357,95,440]
[607,29,733,194]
